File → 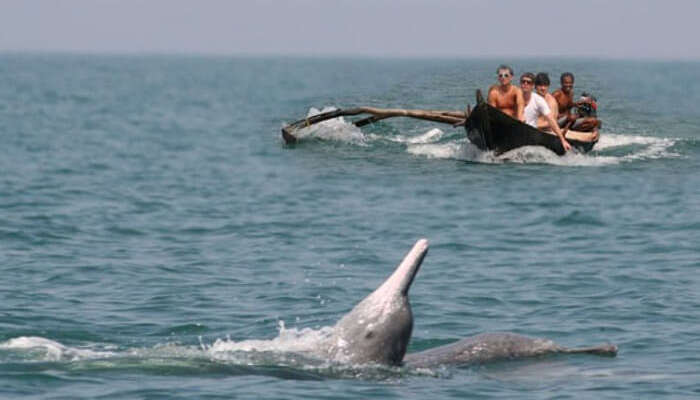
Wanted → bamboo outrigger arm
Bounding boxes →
[281,106,469,144]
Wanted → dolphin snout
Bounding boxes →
[396,239,429,296]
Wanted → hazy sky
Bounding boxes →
[1,0,699,59]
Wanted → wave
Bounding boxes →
[2,328,636,381]
[382,127,445,145]
[282,107,367,145]
[0,336,115,362]
[403,128,680,166]
[206,321,332,360]
[286,107,682,166]
[595,133,680,161]
[0,323,330,365]
[0,323,437,380]
[401,130,680,166]
[283,108,681,166]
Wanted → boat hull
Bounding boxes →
[464,95,597,156]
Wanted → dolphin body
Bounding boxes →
[322,239,617,368]
[403,332,618,368]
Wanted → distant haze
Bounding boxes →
[1,0,698,59]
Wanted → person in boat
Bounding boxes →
[534,72,559,131]
[537,73,600,142]
[553,72,601,132]
[487,65,525,121]
[520,72,571,152]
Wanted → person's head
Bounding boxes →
[520,72,535,93]
[497,65,514,85]
[535,72,550,97]
[560,72,575,94]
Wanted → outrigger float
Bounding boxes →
[282,90,599,155]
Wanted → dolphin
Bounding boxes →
[403,332,618,368]
[323,238,429,365]
[318,238,617,368]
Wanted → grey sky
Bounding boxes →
[1,0,698,59]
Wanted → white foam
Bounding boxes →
[406,133,679,166]
[0,336,114,361]
[496,146,620,166]
[0,321,337,367]
[599,133,679,161]
[206,321,333,358]
[595,133,660,150]
[287,106,680,167]
[407,141,466,160]
[285,107,367,144]
[407,141,505,164]
[388,128,444,144]
[0,332,448,378]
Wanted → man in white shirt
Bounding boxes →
[519,72,571,152]
[533,72,560,131]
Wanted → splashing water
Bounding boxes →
[289,107,680,167]
[0,336,115,362]
[385,128,445,144]
[206,321,334,362]
[0,321,448,381]
[284,107,367,144]
[0,322,334,364]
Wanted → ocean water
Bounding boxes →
[1,54,699,399]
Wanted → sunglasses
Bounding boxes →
[498,73,511,78]
[520,79,533,85]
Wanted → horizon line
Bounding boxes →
[1,49,698,63]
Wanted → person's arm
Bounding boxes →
[537,97,558,130]
[538,97,570,151]
[546,114,571,152]
[515,88,525,122]
[547,96,559,121]
[536,119,550,130]
[552,90,569,117]
[487,86,498,107]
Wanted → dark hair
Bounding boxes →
[497,64,514,76]
[560,72,575,83]
[535,72,550,86]
[520,72,535,82]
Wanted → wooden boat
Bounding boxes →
[464,90,598,155]
[281,90,599,155]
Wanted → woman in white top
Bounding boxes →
[519,72,571,152]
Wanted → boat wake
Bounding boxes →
[283,107,368,145]
[408,131,678,166]
[286,107,681,167]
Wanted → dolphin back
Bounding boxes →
[404,332,618,368]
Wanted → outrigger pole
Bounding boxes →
[281,106,471,144]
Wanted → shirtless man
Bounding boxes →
[488,65,524,121]
[553,72,600,132]
[534,72,559,131]
[520,72,571,152]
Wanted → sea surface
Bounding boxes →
[1,54,699,399]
